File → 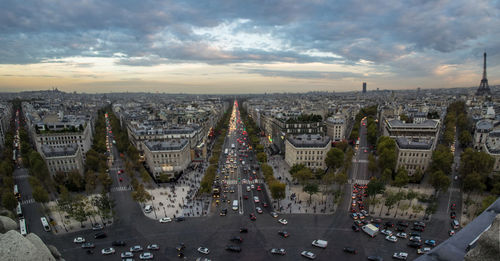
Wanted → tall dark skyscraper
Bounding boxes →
[362,82,367,93]
[476,52,491,96]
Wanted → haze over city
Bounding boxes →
[1,0,499,93]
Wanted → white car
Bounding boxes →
[144,205,152,213]
[385,235,398,242]
[393,252,408,260]
[251,184,255,189]
[301,250,316,259]
[139,252,154,260]
[253,196,260,203]
[381,229,393,236]
[159,217,172,223]
[396,232,407,239]
[147,244,159,250]
[197,246,210,255]
[418,247,432,254]
[246,186,251,192]
[278,218,288,225]
[73,237,85,243]
[121,252,133,258]
[101,247,115,255]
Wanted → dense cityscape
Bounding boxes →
[1,1,500,261]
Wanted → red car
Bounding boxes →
[263,202,269,207]
[257,186,261,191]
[450,203,456,210]
[243,195,248,200]
[249,213,256,221]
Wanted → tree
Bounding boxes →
[321,172,336,194]
[270,181,286,209]
[333,172,348,187]
[410,168,424,183]
[392,167,409,189]
[381,168,393,184]
[377,136,397,172]
[325,148,344,170]
[57,185,73,214]
[334,140,348,152]
[406,190,418,208]
[292,168,313,185]
[70,195,89,227]
[256,152,267,163]
[303,183,319,203]
[140,168,153,186]
[458,130,472,148]
[399,113,410,123]
[92,190,115,222]
[478,195,497,214]
[430,145,454,175]
[429,170,451,193]
[367,178,385,199]
[368,154,378,174]
[98,172,112,191]
[384,193,398,215]
[255,144,264,153]
[462,171,486,196]
[131,184,152,204]
[32,185,49,205]
[289,164,306,176]
[1,191,17,211]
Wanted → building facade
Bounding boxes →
[285,134,331,169]
[395,137,434,175]
[41,144,84,175]
[143,139,191,179]
[325,116,346,142]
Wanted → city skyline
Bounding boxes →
[1,0,499,94]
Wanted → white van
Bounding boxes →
[312,239,328,248]
[232,200,239,211]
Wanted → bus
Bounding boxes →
[16,202,23,218]
[232,200,239,211]
[19,218,27,236]
[14,185,20,200]
[40,217,51,232]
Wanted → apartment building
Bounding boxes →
[395,137,434,175]
[285,134,331,169]
[325,116,346,141]
[383,119,440,139]
[143,139,191,179]
[42,144,84,175]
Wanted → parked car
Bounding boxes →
[256,207,263,214]
[409,236,422,242]
[300,250,316,259]
[278,218,288,225]
[381,229,393,236]
[112,240,126,246]
[396,226,406,232]
[130,245,143,252]
[392,252,408,260]
[450,211,456,219]
[225,245,241,252]
[396,232,407,238]
[230,236,243,243]
[270,212,279,218]
[73,237,85,243]
[413,221,426,227]
[147,244,159,250]
[139,252,154,260]
[81,242,95,249]
[418,247,432,254]
[159,217,172,223]
[412,226,425,232]
[408,241,423,248]
[425,240,436,246]
[120,252,133,258]
[94,232,106,239]
[410,232,421,237]
[397,221,409,227]
[385,235,398,242]
[92,224,104,230]
[449,230,455,236]
[367,256,383,261]
[278,231,289,238]
[197,247,210,255]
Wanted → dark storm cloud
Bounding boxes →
[0,0,499,77]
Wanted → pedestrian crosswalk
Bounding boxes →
[21,198,35,205]
[110,186,132,192]
[349,179,369,185]
[225,179,261,185]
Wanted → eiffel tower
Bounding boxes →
[476,52,491,96]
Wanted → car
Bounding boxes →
[360,210,370,217]
[220,208,228,216]
[147,244,159,250]
[385,221,395,228]
[257,186,262,191]
[451,219,460,229]
[175,216,185,222]
[240,227,248,233]
[396,232,407,238]
[256,206,263,214]
[243,195,249,200]
[253,196,260,203]
[412,226,425,232]
[410,232,421,237]
[94,232,106,239]
[385,235,398,242]
[450,203,456,210]
[270,248,286,255]
[246,186,251,192]
[270,212,279,218]
[450,211,456,219]
[230,236,243,243]
[139,252,153,260]
[130,245,143,252]
[197,247,210,254]
[392,252,408,260]
[175,243,185,252]
[121,252,133,258]
[225,245,241,252]
[112,240,126,246]
[312,239,328,248]
[352,225,360,232]
[249,213,257,221]
[101,247,115,255]
[251,184,255,189]
[350,213,358,220]
[278,218,288,225]
[367,256,384,261]
[351,193,356,199]
[408,241,423,248]
[81,242,95,249]
[73,237,85,243]
[343,247,357,254]
[425,240,436,246]
[278,231,289,238]
[409,236,422,242]
[396,226,406,232]
[92,223,104,230]
[418,247,432,254]
[159,217,172,223]
[414,221,426,227]
[301,250,316,259]
[263,202,269,207]
[144,205,152,213]
[381,229,393,236]
[449,230,455,236]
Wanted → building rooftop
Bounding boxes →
[286,134,331,148]
[395,137,434,150]
[387,119,439,129]
[41,144,79,158]
[476,120,493,131]
[326,117,345,124]
[144,139,189,151]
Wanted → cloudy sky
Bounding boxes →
[1,0,499,94]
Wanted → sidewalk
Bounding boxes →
[368,185,433,220]
[144,168,210,220]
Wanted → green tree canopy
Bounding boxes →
[392,167,409,188]
[325,148,344,170]
[429,170,451,193]
[303,183,319,203]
